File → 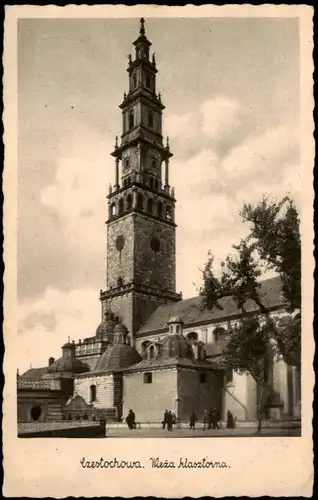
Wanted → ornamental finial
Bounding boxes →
[166,136,170,149]
[115,136,118,148]
[152,53,156,65]
[140,17,145,35]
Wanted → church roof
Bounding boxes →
[93,343,142,373]
[122,356,221,373]
[20,367,48,380]
[48,357,89,374]
[137,276,285,336]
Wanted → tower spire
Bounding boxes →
[139,17,145,35]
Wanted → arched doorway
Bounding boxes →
[30,405,42,421]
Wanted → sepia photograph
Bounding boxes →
[3,4,314,497]
[16,14,304,439]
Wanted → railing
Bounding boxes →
[17,378,52,390]
[224,386,248,420]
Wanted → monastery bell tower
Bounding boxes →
[100,18,182,341]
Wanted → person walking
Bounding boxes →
[167,411,173,431]
[211,408,219,430]
[203,410,209,430]
[189,411,197,430]
[162,409,169,429]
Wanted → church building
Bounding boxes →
[17,19,300,426]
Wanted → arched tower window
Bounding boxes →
[125,158,130,170]
[137,193,143,211]
[110,203,116,217]
[148,110,154,128]
[157,202,163,217]
[89,385,97,403]
[142,340,150,354]
[129,109,134,129]
[126,194,132,211]
[149,177,154,189]
[176,324,181,334]
[147,198,153,214]
[145,74,151,88]
[133,73,137,89]
[155,179,159,190]
[187,331,199,343]
[152,158,156,170]
[149,345,155,359]
[166,205,172,220]
[118,198,124,215]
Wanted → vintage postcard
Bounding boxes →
[3,4,314,497]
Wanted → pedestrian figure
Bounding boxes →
[162,409,169,429]
[226,410,235,429]
[167,411,173,431]
[211,408,220,429]
[208,409,213,429]
[171,412,176,426]
[189,411,197,430]
[126,409,136,430]
[203,410,209,430]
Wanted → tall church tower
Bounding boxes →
[100,18,182,341]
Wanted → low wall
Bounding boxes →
[18,420,106,438]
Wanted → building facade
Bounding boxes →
[17,19,300,427]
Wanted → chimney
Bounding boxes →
[48,357,55,366]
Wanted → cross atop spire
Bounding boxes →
[140,17,145,35]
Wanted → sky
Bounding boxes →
[17,17,300,370]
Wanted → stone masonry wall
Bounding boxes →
[106,216,135,290]
[177,369,223,422]
[133,215,176,292]
[123,368,177,422]
[74,374,114,410]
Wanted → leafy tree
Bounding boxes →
[200,195,301,368]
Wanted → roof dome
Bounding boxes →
[94,343,142,373]
[168,315,183,324]
[113,322,129,335]
[96,310,117,339]
[48,356,89,374]
[159,334,194,360]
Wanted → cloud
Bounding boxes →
[18,287,101,372]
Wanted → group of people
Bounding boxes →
[189,408,221,430]
[126,408,236,431]
[162,409,177,431]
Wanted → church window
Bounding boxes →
[149,177,154,189]
[157,202,163,217]
[127,176,131,185]
[150,237,160,253]
[214,327,226,342]
[111,203,116,217]
[149,345,155,359]
[155,179,159,190]
[118,198,124,215]
[147,198,153,214]
[176,324,181,334]
[152,158,157,170]
[148,110,154,127]
[137,193,143,210]
[145,74,151,88]
[89,385,97,403]
[143,372,153,384]
[117,276,123,287]
[126,194,132,211]
[116,235,125,251]
[199,373,206,384]
[129,109,134,129]
[125,158,130,170]
[133,73,137,88]
[165,206,172,220]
